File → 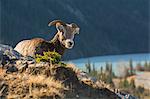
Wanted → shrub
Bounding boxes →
[119,78,129,88]
[35,51,61,64]
[130,79,135,89]
[137,86,144,93]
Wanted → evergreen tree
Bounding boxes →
[149,62,150,71]
[100,66,103,74]
[85,59,91,73]
[105,62,109,72]
[93,63,96,73]
[144,61,149,71]
[90,63,97,77]
[136,62,144,71]
[123,78,129,88]
[129,59,134,75]
[109,63,112,75]
[106,74,113,85]
[130,79,135,89]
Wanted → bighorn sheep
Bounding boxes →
[14,20,80,57]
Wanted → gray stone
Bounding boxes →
[6,65,18,73]
[116,92,138,99]
[0,44,22,60]
[0,54,10,66]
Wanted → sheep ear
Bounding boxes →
[71,23,80,34]
[73,28,80,34]
[74,28,80,34]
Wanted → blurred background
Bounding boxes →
[0,0,149,60]
[1,0,150,98]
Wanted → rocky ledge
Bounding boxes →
[0,44,136,99]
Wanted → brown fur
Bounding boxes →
[14,35,66,57]
[14,20,79,57]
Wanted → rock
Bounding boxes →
[20,56,35,62]
[116,92,138,99]
[6,65,18,73]
[53,66,79,86]
[0,60,121,99]
[0,54,10,66]
[89,77,97,83]
[27,60,35,64]
[0,44,134,98]
[0,44,22,60]
[0,44,23,68]
[77,71,89,80]
[0,44,36,72]
[15,56,36,73]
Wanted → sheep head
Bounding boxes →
[48,20,80,49]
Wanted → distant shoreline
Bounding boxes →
[70,53,150,63]
[68,53,150,74]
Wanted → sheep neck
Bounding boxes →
[50,35,66,55]
[35,34,66,56]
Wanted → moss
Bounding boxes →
[35,51,61,64]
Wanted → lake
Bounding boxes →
[67,53,150,74]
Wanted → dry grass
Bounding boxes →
[66,63,81,74]
[0,68,6,76]
[66,63,111,89]
[27,75,66,98]
[7,75,66,98]
[0,68,66,99]
[0,62,119,99]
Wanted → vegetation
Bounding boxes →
[84,59,150,98]
[0,68,66,98]
[35,51,66,67]
[27,52,150,98]
[35,51,61,64]
[136,61,150,71]
[129,59,135,76]
[0,51,120,99]
[85,60,114,86]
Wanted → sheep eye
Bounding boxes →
[58,27,64,32]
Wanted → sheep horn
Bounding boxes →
[48,20,67,27]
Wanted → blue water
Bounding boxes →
[67,53,150,74]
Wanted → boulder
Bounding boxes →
[0,44,22,60]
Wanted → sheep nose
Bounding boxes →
[68,41,73,46]
[68,42,73,46]
[65,39,74,49]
